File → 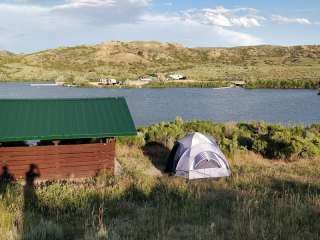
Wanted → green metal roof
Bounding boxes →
[0,97,136,142]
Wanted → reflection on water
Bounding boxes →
[0,83,319,126]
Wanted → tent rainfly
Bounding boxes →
[165,132,231,180]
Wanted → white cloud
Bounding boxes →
[0,2,264,52]
[212,25,263,46]
[51,0,151,24]
[139,6,265,46]
[140,14,264,46]
[180,6,265,28]
[271,15,311,25]
[55,0,150,8]
[0,1,142,35]
[57,0,116,8]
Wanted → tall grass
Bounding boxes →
[245,79,320,89]
[1,120,320,239]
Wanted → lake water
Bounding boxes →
[0,83,319,126]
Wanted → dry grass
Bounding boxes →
[0,143,319,239]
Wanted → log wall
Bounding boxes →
[0,140,115,180]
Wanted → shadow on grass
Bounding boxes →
[18,173,320,239]
[0,165,15,197]
[22,164,42,240]
[142,142,170,172]
[19,177,240,239]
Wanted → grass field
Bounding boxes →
[1,120,320,239]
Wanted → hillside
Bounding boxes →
[0,41,320,88]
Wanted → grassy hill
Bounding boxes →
[0,41,320,88]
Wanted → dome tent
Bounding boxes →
[165,132,231,180]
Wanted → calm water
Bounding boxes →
[0,83,319,126]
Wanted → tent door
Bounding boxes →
[193,151,222,170]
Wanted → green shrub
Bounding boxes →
[252,138,268,155]
[132,119,320,160]
[245,79,320,89]
[117,133,146,147]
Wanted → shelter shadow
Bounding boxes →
[142,142,171,172]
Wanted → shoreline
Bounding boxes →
[0,80,319,90]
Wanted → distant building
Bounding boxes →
[99,78,118,85]
[139,75,155,82]
[167,74,187,80]
[231,81,246,86]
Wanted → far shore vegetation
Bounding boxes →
[1,41,320,89]
[1,119,320,239]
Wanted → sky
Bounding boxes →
[0,0,319,53]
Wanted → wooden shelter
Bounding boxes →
[0,98,136,180]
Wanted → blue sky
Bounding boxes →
[0,0,319,53]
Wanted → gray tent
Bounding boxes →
[165,132,231,180]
